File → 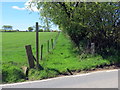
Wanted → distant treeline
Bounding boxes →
[35,29,59,32]
[0,29,59,32]
[0,30,20,32]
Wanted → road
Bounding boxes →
[1,69,119,88]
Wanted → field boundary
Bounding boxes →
[24,23,60,69]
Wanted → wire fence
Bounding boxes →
[25,28,60,69]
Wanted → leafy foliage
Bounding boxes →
[29,2,120,54]
[39,29,43,32]
[28,27,34,32]
[2,25,13,31]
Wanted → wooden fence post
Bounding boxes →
[51,39,53,49]
[25,45,35,68]
[47,40,49,53]
[40,45,43,60]
[91,43,95,55]
[36,22,39,68]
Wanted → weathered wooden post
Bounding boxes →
[91,43,95,55]
[51,39,53,49]
[40,45,43,60]
[25,45,35,68]
[36,22,39,68]
[47,40,49,52]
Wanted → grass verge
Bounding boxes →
[28,33,119,81]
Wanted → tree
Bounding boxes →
[44,15,51,32]
[39,29,43,32]
[39,14,51,32]
[28,27,33,32]
[28,2,120,54]
[2,25,13,31]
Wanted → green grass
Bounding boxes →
[2,32,58,83]
[2,32,58,65]
[2,32,119,83]
[2,63,25,83]
[40,33,110,72]
[28,33,113,80]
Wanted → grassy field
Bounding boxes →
[2,32,58,65]
[2,32,119,83]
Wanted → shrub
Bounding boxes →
[39,29,43,32]
[2,64,25,83]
